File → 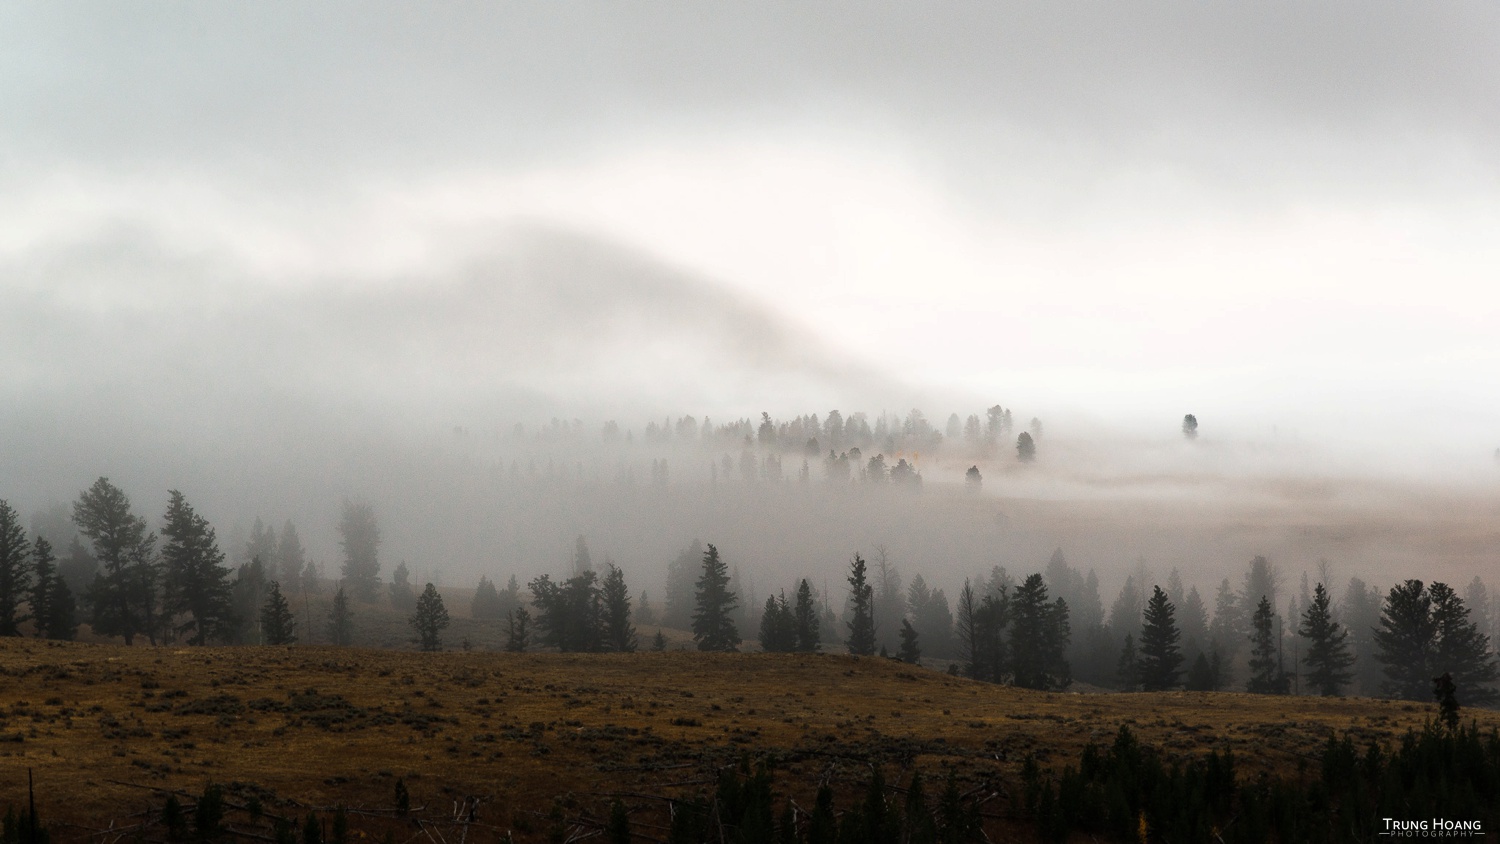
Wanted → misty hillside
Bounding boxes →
[1,224,900,425]
[4,227,1498,664]
[0,224,907,524]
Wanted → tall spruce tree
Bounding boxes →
[160,490,235,645]
[29,537,56,638]
[337,499,381,602]
[327,587,354,646]
[261,581,298,645]
[602,563,637,653]
[471,576,504,619]
[229,556,268,644]
[759,593,796,652]
[1373,579,1436,700]
[0,500,31,636]
[662,540,702,630]
[1010,573,1071,691]
[74,478,156,645]
[1137,585,1183,691]
[245,519,277,572]
[845,554,877,656]
[1429,582,1499,705]
[793,578,821,652]
[1247,596,1289,694]
[1209,577,1245,664]
[410,583,450,652]
[1341,576,1385,695]
[908,576,954,659]
[691,544,739,651]
[275,521,306,587]
[1298,582,1355,696]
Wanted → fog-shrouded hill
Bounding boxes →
[4,223,1500,654]
[1,223,916,548]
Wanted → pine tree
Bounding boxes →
[651,629,667,651]
[337,499,381,602]
[410,583,450,652]
[1241,556,1280,623]
[601,564,637,653]
[691,544,739,651]
[1429,582,1500,705]
[31,538,76,641]
[1208,578,1244,665]
[759,593,796,652]
[471,576,504,620]
[327,587,354,646]
[504,607,531,652]
[662,541,702,630]
[636,590,657,626]
[0,500,32,636]
[245,519,277,571]
[275,521,306,588]
[261,581,298,645]
[1373,579,1436,700]
[793,578,821,652]
[1137,586,1183,691]
[1247,596,1289,694]
[1016,432,1036,462]
[28,537,54,638]
[160,490,235,646]
[1116,633,1138,691]
[529,571,605,652]
[1185,649,1223,691]
[897,618,921,664]
[388,562,416,611]
[964,465,982,492]
[229,557,267,644]
[845,554,877,655]
[74,478,156,645]
[1011,573,1072,690]
[1342,576,1385,695]
[1298,582,1354,696]
[907,575,954,659]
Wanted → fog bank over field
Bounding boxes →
[3,224,1496,612]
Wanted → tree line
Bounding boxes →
[0,480,451,653]
[5,479,1497,706]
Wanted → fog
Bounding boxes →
[2,3,1498,621]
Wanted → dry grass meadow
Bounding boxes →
[3,637,1497,842]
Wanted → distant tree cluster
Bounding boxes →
[758,579,821,653]
[952,571,1072,690]
[507,404,1033,495]
[3,479,325,648]
[524,542,638,654]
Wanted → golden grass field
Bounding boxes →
[3,637,1497,842]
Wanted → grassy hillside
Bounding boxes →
[1,638,1494,841]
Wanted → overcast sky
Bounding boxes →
[4,2,1499,454]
